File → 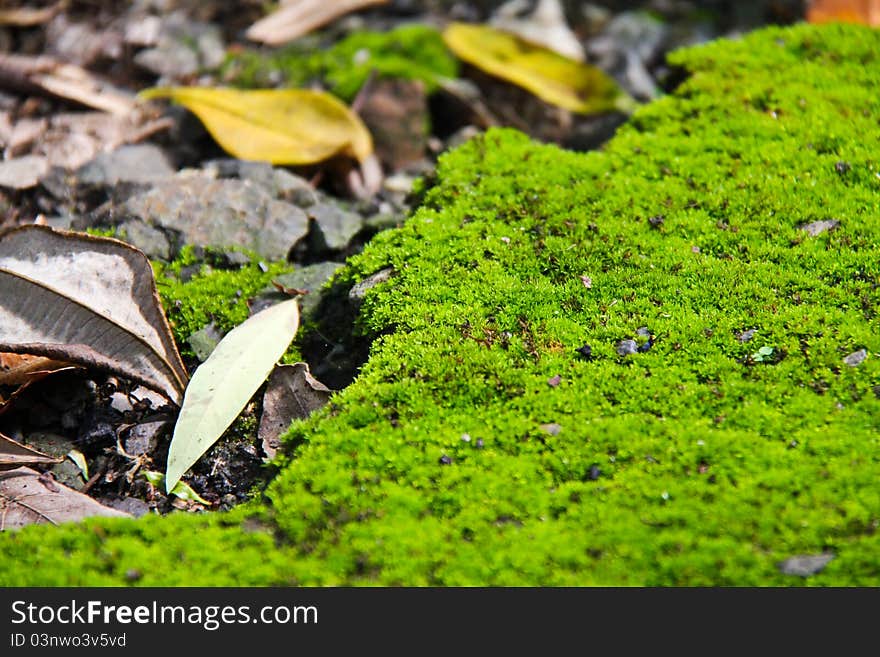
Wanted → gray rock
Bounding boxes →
[106,173,309,260]
[117,219,173,261]
[204,159,319,207]
[844,349,867,367]
[364,212,405,232]
[103,497,151,518]
[133,11,224,79]
[588,10,668,65]
[799,220,840,236]
[75,144,174,187]
[0,155,49,189]
[539,423,562,436]
[307,202,364,252]
[110,392,133,414]
[187,322,223,362]
[737,328,757,343]
[349,267,395,303]
[124,421,169,457]
[778,553,834,577]
[616,339,639,356]
[270,262,345,318]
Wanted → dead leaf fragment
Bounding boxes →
[0,433,63,470]
[0,352,78,416]
[0,54,136,115]
[0,466,130,531]
[0,3,61,27]
[807,0,880,25]
[140,87,374,166]
[491,0,585,61]
[259,362,332,460]
[0,225,188,404]
[4,111,171,172]
[442,22,635,115]
[0,352,74,386]
[246,0,389,46]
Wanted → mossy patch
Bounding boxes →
[1,23,879,586]
[223,24,458,101]
[153,246,292,360]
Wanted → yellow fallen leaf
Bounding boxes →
[138,87,373,165]
[442,22,636,115]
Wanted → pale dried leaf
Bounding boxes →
[0,225,188,404]
[259,362,332,460]
[5,111,170,171]
[0,467,129,530]
[0,433,62,470]
[0,4,60,27]
[0,54,136,115]
[491,0,585,61]
[166,298,300,492]
[246,0,389,45]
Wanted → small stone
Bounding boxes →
[75,144,174,187]
[124,421,168,456]
[349,267,395,303]
[116,219,173,261]
[737,328,757,343]
[691,245,701,253]
[187,322,223,362]
[576,344,593,360]
[580,274,592,289]
[268,262,345,318]
[799,219,839,237]
[588,465,601,481]
[133,12,224,79]
[110,392,133,414]
[547,374,562,387]
[636,327,651,337]
[125,569,143,583]
[616,339,639,356]
[778,553,834,577]
[78,422,115,447]
[539,423,562,436]
[439,454,453,465]
[461,433,471,443]
[648,214,664,228]
[843,349,867,367]
[475,438,485,449]
[307,202,364,252]
[100,173,309,260]
[637,339,653,353]
[835,161,850,174]
[103,497,151,518]
[0,155,49,189]
[221,251,251,269]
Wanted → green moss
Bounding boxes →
[2,23,879,586]
[153,247,292,359]
[223,24,458,100]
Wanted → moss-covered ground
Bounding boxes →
[223,24,458,101]
[1,23,878,585]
